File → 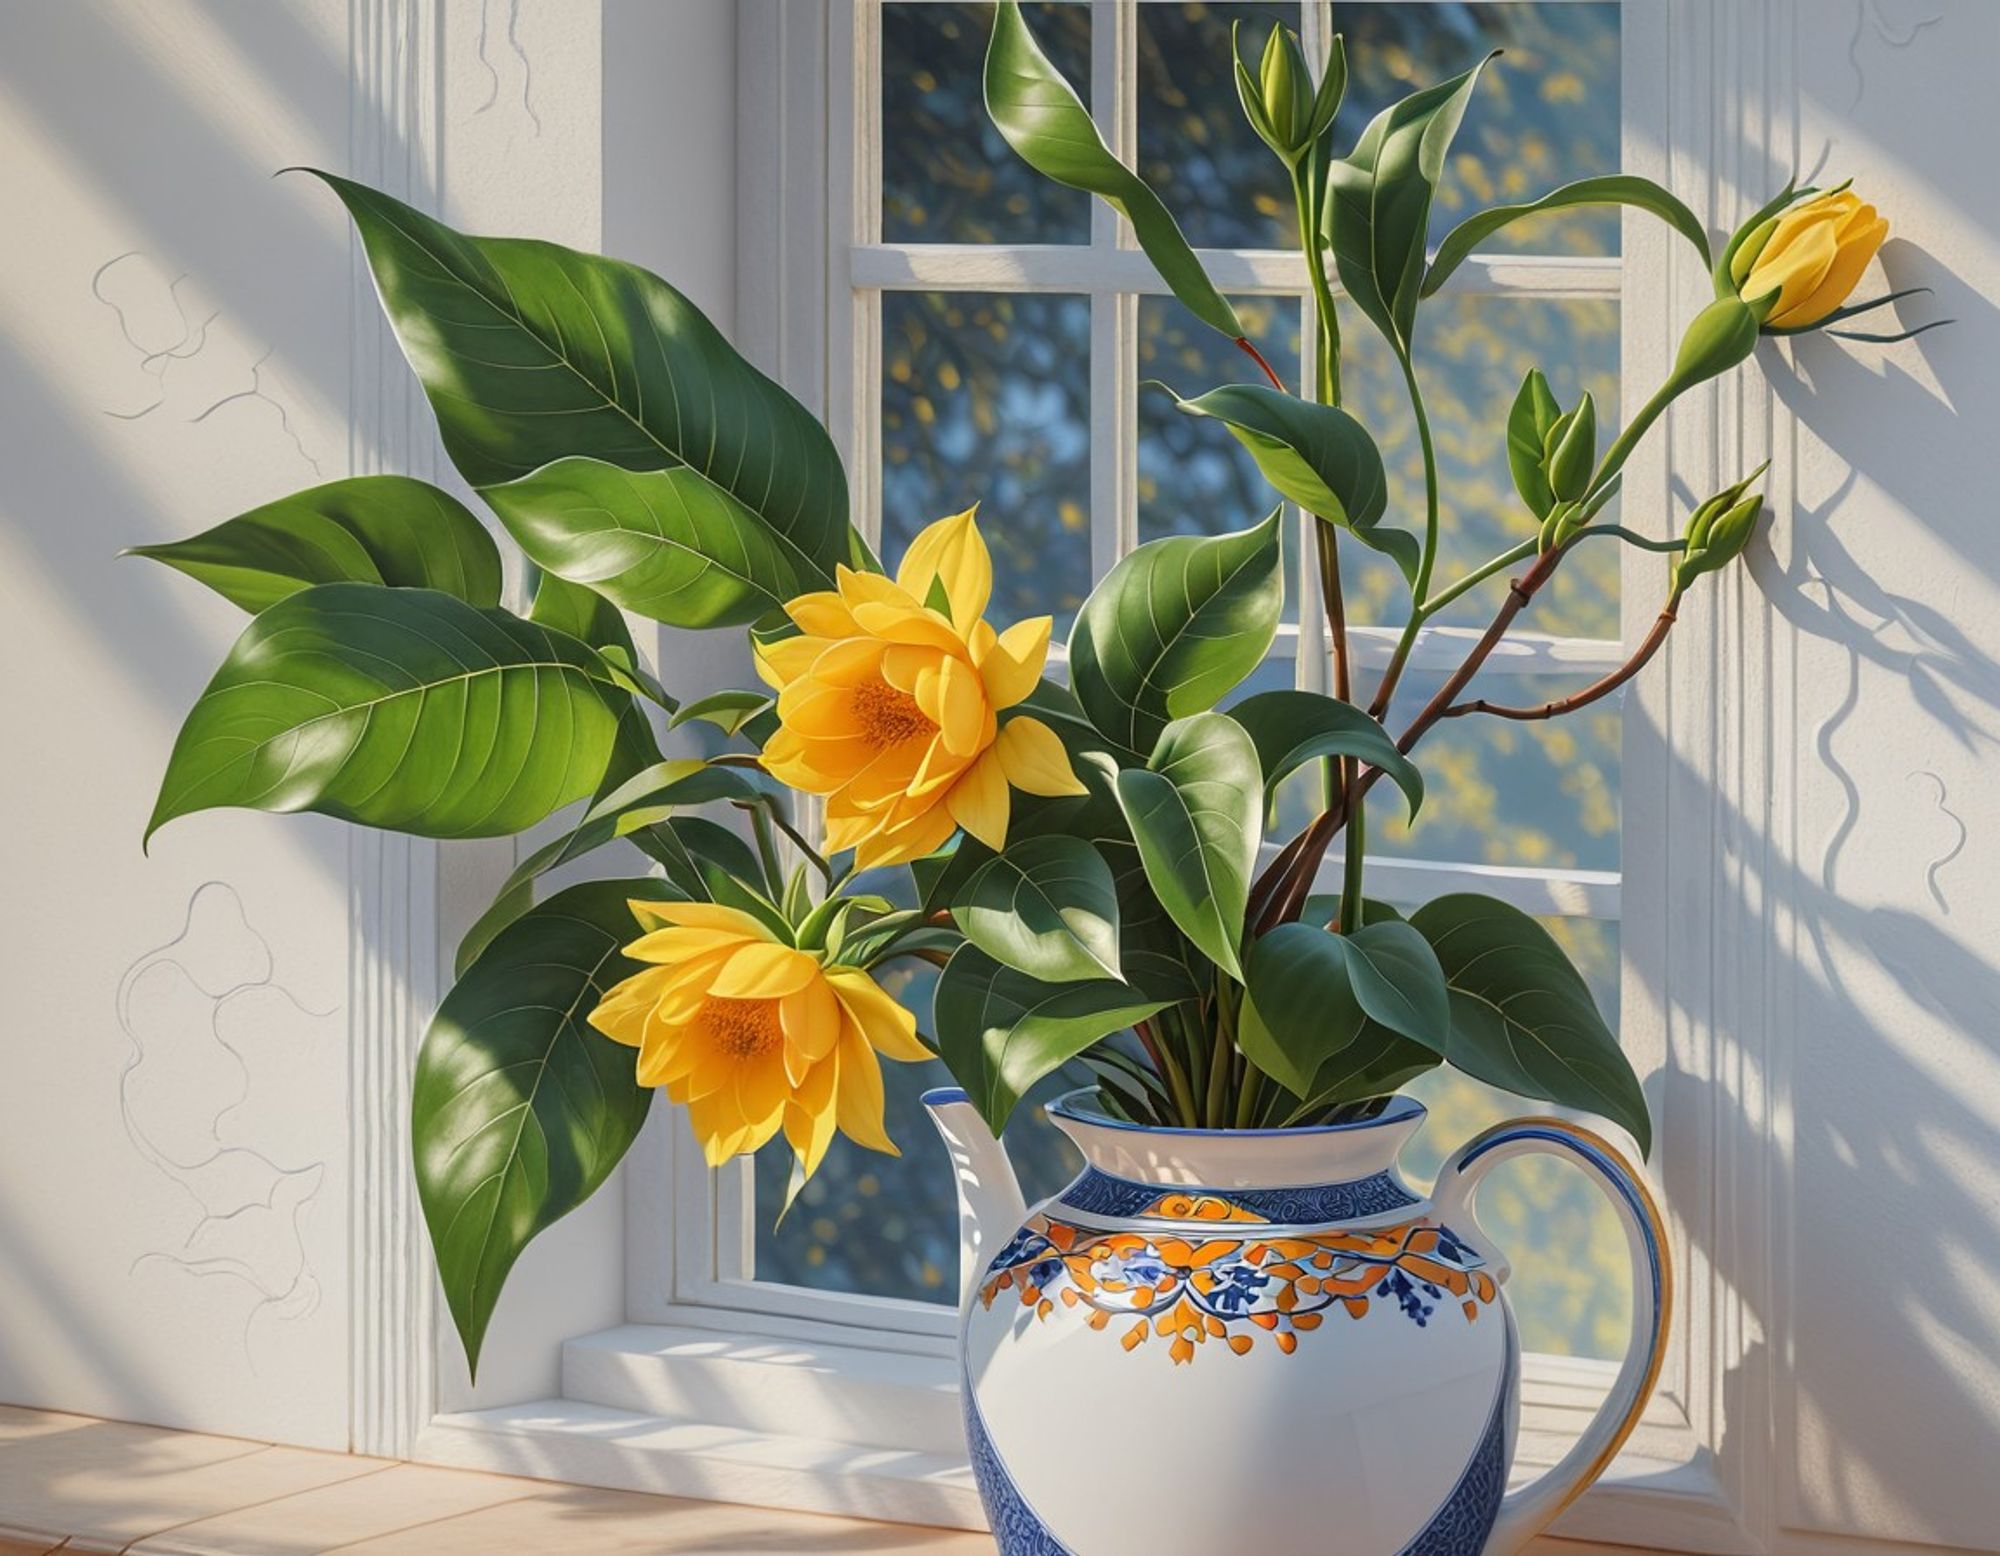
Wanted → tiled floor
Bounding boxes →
[0,1406,990,1555]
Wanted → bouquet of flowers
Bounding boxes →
[137,2,1931,1372]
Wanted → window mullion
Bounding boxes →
[1091,0,1138,579]
[1295,0,1335,698]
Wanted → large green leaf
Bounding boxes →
[1411,893,1652,1155]
[128,475,501,613]
[934,944,1170,1133]
[414,878,668,1375]
[986,1,1241,340]
[955,835,1123,985]
[1425,175,1711,299]
[1112,713,1262,982]
[1068,510,1283,758]
[1296,1023,1441,1113]
[1171,384,1413,579]
[1240,920,1448,1096]
[308,170,849,605]
[959,708,1205,1002]
[1226,689,1423,819]
[147,584,626,845]
[485,456,813,629]
[1322,56,1494,354]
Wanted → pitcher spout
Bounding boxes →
[922,1087,1028,1306]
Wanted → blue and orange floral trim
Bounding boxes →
[980,1206,1498,1365]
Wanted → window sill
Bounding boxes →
[414,1324,1752,1549]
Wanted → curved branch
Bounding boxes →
[1444,602,1678,722]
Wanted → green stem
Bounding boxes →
[1140,1017,1200,1128]
[1234,1057,1264,1130]
[748,806,786,894]
[1420,537,1539,619]
[1204,995,1234,1129]
[1369,350,1441,721]
[1292,158,1342,409]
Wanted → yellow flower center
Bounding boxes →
[697,995,783,1060]
[851,680,934,748]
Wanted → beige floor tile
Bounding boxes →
[131,1462,546,1556]
[0,1408,100,1448]
[331,1483,992,1555]
[0,1426,378,1550]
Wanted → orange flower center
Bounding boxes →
[697,996,783,1060]
[851,680,934,747]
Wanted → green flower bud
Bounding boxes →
[1307,34,1347,145]
[1674,487,1766,593]
[1237,23,1323,163]
[1260,25,1317,157]
[1670,297,1762,395]
[1544,391,1597,503]
[1232,23,1281,154]
[1506,368,1563,518]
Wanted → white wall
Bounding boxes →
[0,0,738,1455]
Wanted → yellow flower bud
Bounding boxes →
[1739,188,1889,330]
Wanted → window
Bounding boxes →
[681,0,1632,1365]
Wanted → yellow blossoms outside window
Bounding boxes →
[753,508,1086,867]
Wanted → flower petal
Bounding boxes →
[826,968,930,1062]
[780,976,843,1076]
[945,746,1011,851]
[1776,208,1887,327]
[894,506,993,629]
[632,902,781,941]
[833,1022,899,1155]
[710,942,821,999]
[976,615,1052,709]
[994,716,1088,796]
[753,632,830,690]
[1747,214,1838,319]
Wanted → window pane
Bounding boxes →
[1137,3,1303,250]
[882,291,1093,632]
[1374,673,1621,872]
[883,3,1093,245]
[1335,295,1621,641]
[1338,2,1622,255]
[1137,292,1307,613]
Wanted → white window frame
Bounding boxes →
[418,4,1784,1548]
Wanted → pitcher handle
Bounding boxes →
[1430,1117,1672,1556]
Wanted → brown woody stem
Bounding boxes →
[1443,601,1680,723]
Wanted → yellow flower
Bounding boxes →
[753,507,1087,867]
[1739,188,1889,330]
[587,901,929,1179]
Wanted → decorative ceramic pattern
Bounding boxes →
[1057,1166,1419,1223]
[964,1391,1074,1555]
[979,1213,1498,1364]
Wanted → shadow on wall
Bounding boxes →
[1632,193,2000,1534]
